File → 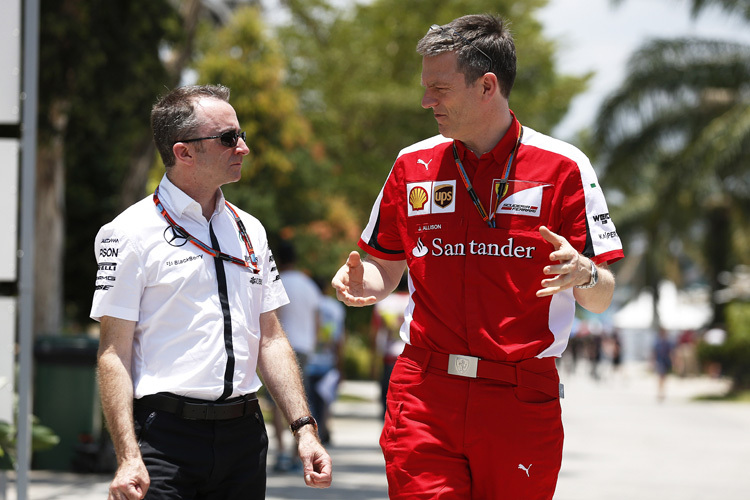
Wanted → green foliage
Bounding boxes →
[697,302,750,390]
[591,18,750,315]
[192,5,353,278]
[0,417,60,470]
[342,333,373,380]
[278,0,589,225]
[38,0,182,326]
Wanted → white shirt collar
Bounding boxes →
[158,174,227,222]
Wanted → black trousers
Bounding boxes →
[134,403,268,499]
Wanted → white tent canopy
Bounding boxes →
[613,281,712,331]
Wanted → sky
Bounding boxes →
[537,0,750,140]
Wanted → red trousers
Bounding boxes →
[380,352,563,499]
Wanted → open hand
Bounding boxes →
[536,226,590,297]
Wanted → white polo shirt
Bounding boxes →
[90,175,289,400]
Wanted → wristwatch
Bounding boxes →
[289,415,318,434]
[575,260,598,289]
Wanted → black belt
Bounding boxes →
[135,392,259,420]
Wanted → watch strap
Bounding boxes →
[289,415,317,434]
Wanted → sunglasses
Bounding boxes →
[429,24,493,74]
[176,130,247,148]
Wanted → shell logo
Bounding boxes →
[409,186,429,211]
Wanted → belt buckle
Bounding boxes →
[447,354,479,378]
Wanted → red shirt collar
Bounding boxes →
[453,110,520,166]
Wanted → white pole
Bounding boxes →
[17,0,40,498]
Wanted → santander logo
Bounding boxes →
[412,238,429,258]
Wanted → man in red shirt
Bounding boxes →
[333,13,623,500]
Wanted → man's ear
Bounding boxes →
[172,142,194,164]
[481,72,500,97]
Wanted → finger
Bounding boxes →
[536,286,562,298]
[345,250,362,268]
[331,270,347,292]
[304,467,333,488]
[304,470,330,487]
[337,290,377,306]
[539,226,563,249]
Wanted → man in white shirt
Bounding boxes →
[91,84,331,499]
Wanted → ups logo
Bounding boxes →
[434,184,454,208]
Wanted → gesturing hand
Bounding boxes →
[331,251,378,306]
[536,226,591,297]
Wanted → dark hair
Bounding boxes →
[277,239,297,267]
[151,84,231,168]
[417,14,516,98]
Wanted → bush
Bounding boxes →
[697,302,750,391]
[0,416,60,469]
[342,334,373,381]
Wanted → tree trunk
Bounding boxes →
[33,102,68,336]
[706,204,730,326]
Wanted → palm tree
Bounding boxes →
[594,0,750,326]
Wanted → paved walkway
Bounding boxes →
[4,362,749,499]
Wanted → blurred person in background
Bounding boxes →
[307,277,347,444]
[653,327,675,401]
[92,84,331,499]
[272,240,322,472]
[333,14,623,500]
[370,274,409,419]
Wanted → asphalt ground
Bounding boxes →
[4,361,749,500]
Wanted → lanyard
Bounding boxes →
[153,186,260,273]
[452,125,523,228]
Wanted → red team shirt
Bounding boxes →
[359,114,624,363]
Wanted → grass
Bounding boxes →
[694,390,750,403]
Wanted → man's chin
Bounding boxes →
[436,124,454,138]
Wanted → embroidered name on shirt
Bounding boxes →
[165,254,204,267]
[417,223,442,232]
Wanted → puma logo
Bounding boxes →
[518,464,532,477]
[417,158,433,170]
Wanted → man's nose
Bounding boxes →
[237,137,250,155]
[421,91,437,109]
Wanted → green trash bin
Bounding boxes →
[33,335,100,471]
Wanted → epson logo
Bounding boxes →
[99,248,119,258]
